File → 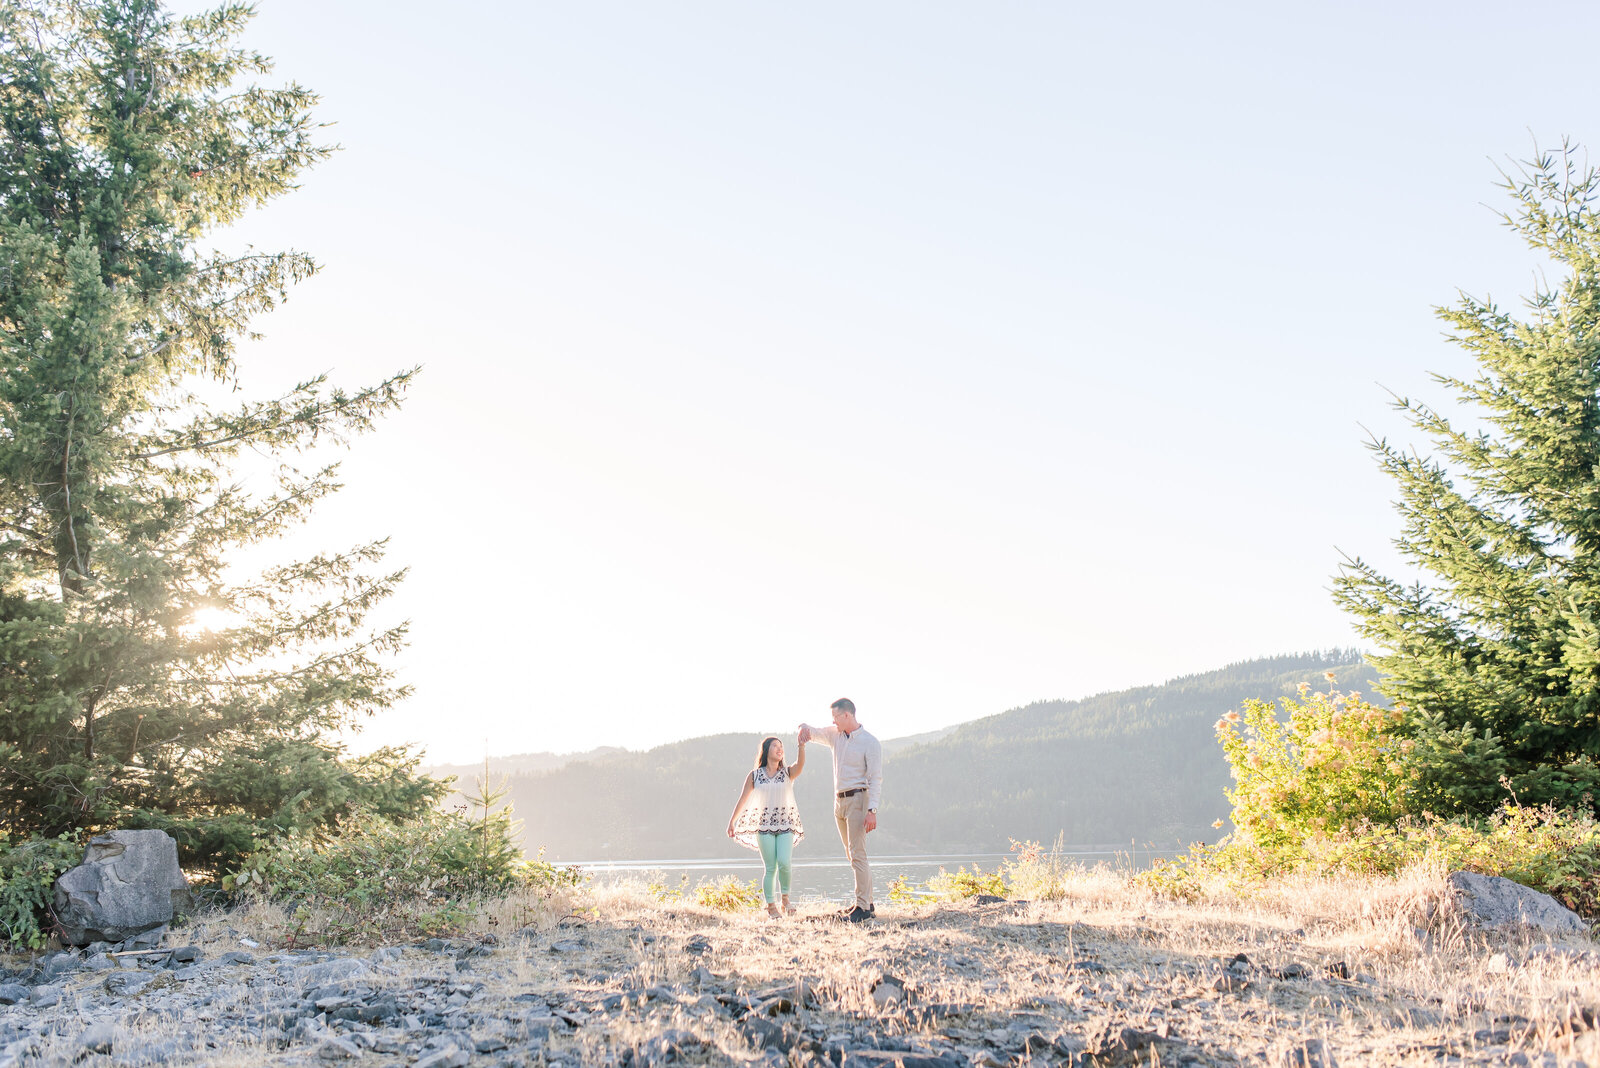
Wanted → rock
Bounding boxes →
[218,951,256,966]
[298,957,371,985]
[39,952,81,982]
[52,830,192,946]
[1053,1034,1088,1058]
[316,1035,362,1059]
[0,982,37,1005]
[85,953,114,971]
[871,974,908,1010]
[1273,962,1310,980]
[636,1029,703,1067]
[1527,942,1593,963]
[77,1021,117,1055]
[103,972,156,997]
[1448,872,1587,933]
[903,1003,977,1026]
[369,946,402,963]
[1280,1038,1338,1067]
[28,985,61,1008]
[334,995,400,1024]
[549,940,585,953]
[1486,952,1517,973]
[1085,1021,1165,1061]
[123,924,167,950]
[740,1017,794,1052]
[974,894,1005,905]
[168,945,201,964]
[1065,959,1107,974]
[688,966,718,987]
[684,934,712,955]
[1024,1032,1055,1053]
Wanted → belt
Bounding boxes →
[836,788,866,798]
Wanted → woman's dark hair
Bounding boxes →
[754,735,782,769]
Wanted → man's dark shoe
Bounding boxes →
[844,905,871,923]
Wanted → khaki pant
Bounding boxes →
[833,791,871,909]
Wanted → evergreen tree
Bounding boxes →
[0,0,440,866]
[1336,142,1600,814]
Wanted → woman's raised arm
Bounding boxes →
[725,771,756,838]
[789,736,807,780]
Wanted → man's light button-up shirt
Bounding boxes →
[814,724,883,813]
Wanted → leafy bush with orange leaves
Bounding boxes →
[1215,685,1422,864]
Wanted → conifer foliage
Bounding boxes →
[1337,143,1600,814]
[0,0,440,866]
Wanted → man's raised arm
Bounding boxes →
[799,722,838,747]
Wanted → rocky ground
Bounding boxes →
[0,874,1596,1068]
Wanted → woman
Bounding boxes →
[726,734,806,918]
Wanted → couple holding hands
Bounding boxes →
[725,698,884,921]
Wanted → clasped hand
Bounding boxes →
[797,724,811,744]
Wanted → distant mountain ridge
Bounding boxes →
[421,746,628,784]
[462,651,1376,862]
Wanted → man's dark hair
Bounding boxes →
[830,698,856,715]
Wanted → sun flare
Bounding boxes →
[185,607,242,634]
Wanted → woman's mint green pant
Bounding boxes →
[757,832,794,904]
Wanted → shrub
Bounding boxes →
[0,833,81,949]
[886,873,921,904]
[692,875,763,911]
[925,864,1008,901]
[1003,836,1075,902]
[226,806,582,944]
[647,874,689,902]
[1137,683,1600,916]
[1133,853,1206,902]
[1215,686,1421,862]
[1143,803,1600,917]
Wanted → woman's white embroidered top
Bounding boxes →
[731,765,805,851]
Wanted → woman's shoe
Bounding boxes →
[782,896,797,916]
[767,904,782,919]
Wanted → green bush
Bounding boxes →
[925,864,1008,901]
[0,833,81,949]
[692,875,763,911]
[1139,683,1600,916]
[1215,685,1420,860]
[1140,804,1600,917]
[227,805,582,943]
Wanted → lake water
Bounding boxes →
[562,850,1179,904]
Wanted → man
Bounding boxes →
[798,698,882,922]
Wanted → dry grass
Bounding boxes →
[571,865,1597,1066]
[5,867,1594,1067]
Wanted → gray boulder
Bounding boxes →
[52,831,192,945]
[1448,871,1587,933]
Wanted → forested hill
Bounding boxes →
[882,651,1377,854]
[481,651,1376,862]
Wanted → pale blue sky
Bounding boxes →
[179,1,1599,760]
